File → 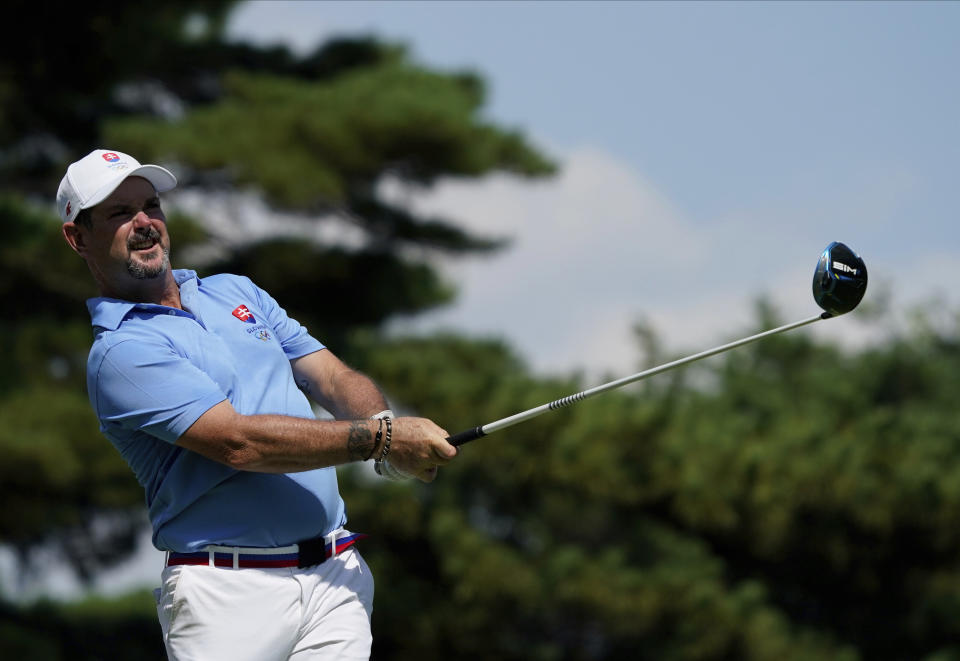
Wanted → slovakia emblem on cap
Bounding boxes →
[232,305,256,323]
[102,152,121,162]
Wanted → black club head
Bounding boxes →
[812,241,868,317]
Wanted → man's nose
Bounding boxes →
[132,210,152,227]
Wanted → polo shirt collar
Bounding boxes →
[87,269,199,331]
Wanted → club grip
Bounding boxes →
[446,426,486,447]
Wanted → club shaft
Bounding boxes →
[447,312,829,446]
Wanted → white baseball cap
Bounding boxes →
[56,149,177,224]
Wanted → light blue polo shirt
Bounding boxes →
[86,269,346,552]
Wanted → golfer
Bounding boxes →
[57,149,458,660]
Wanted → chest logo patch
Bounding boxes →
[232,305,256,323]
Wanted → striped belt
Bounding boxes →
[166,530,367,569]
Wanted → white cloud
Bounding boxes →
[386,145,953,378]
[385,146,723,375]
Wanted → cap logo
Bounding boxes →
[65,201,72,216]
[232,305,256,323]
[102,152,121,163]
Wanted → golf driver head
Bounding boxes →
[812,241,868,317]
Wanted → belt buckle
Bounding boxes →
[296,537,327,568]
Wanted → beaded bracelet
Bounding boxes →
[373,417,393,475]
[364,418,384,462]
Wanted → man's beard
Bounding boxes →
[125,228,170,280]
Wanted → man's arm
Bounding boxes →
[290,349,387,419]
[175,348,457,481]
[176,399,456,482]
[288,349,458,480]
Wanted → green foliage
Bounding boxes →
[0,1,237,193]
[0,192,145,580]
[0,385,143,579]
[0,592,163,660]
[335,313,960,660]
[0,194,97,322]
[108,66,554,208]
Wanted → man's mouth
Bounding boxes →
[129,232,161,252]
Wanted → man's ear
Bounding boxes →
[62,222,87,257]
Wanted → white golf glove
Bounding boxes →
[375,457,411,481]
[370,410,412,481]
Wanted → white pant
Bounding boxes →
[154,546,374,660]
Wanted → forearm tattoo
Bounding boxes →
[347,420,374,461]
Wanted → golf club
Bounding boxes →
[446,241,867,447]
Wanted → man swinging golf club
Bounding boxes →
[58,148,458,660]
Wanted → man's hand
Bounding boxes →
[384,417,457,483]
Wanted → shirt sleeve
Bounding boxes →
[246,277,326,360]
[91,339,228,444]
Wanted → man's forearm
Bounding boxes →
[321,369,389,419]
[229,414,381,472]
[178,400,455,482]
[179,403,383,473]
[292,351,389,419]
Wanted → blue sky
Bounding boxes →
[226,0,960,375]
